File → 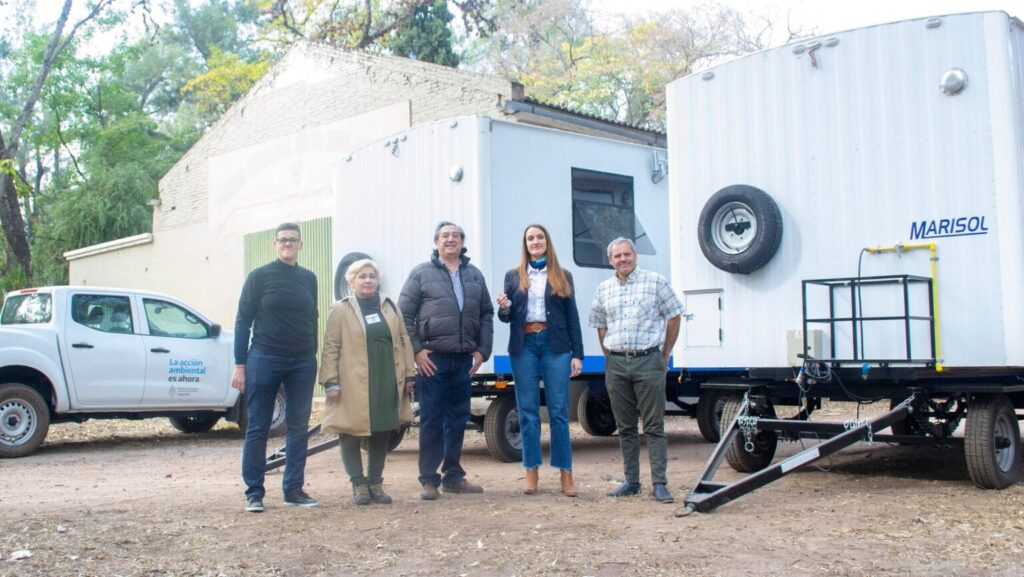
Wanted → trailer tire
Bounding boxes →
[577,388,617,437]
[0,383,50,458]
[720,393,777,473]
[359,425,409,453]
[334,252,373,300]
[965,394,1021,489]
[698,185,783,274]
[236,386,287,438]
[484,394,521,463]
[169,414,221,434]
[696,389,729,443]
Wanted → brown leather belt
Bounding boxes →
[524,322,547,333]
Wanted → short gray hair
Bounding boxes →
[606,237,637,257]
[345,259,380,286]
[433,221,465,241]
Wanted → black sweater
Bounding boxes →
[233,259,318,364]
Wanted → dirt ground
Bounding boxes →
[1,402,1023,577]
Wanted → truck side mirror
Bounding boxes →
[209,324,222,338]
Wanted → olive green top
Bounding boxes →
[357,296,399,432]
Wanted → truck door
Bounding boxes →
[64,293,146,406]
[139,297,231,405]
[684,290,723,348]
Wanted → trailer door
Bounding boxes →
[684,290,722,348]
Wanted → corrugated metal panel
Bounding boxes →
[243,217,332,394]
[668,12,1022,368]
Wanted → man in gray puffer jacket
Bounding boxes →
[399,221,494,500]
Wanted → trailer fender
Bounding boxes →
[697,185,783,274]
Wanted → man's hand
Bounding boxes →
[469,351,484,376]
[416,349,436,377]
[230,366,246,393]
[325,387,341,403]
[570,358,582,378]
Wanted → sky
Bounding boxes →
[592,0,1024,42]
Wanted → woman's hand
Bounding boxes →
[496,292,510,311]
[325,387,341,403]
[570,358,582,378]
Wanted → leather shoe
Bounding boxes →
[560,470,577,497]
[606,481,641,497]
[524,468,538,495]
[420,483,439,501]
[652,483,674,503]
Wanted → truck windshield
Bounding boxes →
[1,293,53,324]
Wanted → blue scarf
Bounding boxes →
[529,257,547,270]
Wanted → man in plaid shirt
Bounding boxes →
[589,237,684,504]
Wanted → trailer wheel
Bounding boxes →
[696,389,729,443]
[236,386,287,438]
[169,414,221,434]
[965,394,1021,489]
[0,383,50,458]
[720,393,777,473]
[484,394,521,462]
[698,185,783,274]
[334,252,373,299]
[577,388,617,437]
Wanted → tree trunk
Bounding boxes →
[0,171,32,279]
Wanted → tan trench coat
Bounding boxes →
[318,294,416,436]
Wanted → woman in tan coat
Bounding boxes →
[319,259,416,505]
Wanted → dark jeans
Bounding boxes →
[605,351,668,485]
[416,352,472,487]
[241,348,317,500]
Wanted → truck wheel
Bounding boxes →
[169,414,221,434]
[236,386,287,438]
[698,185,783,274]
[484,393,521,462]
[0,383,50,458]
[696,389,729,443]
[577,388,617,436]
[965,394,1021,489]
[720,393,777,473]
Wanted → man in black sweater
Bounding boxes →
[232,222,319,513]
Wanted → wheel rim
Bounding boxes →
[711,201,757,254]
[993,412,1016,472]
[270,393,286,431]
[505,408,521,451]
[0,399,36,446]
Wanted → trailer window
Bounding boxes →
[1,293,52,324]
[571,168,655,268]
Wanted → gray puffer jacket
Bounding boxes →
[398,253,494,360]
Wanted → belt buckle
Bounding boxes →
[529,323,543,333]
[625,350,639,358]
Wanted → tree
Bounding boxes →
[0,0,114,282]
[390,0,459,67]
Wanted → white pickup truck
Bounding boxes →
[0,286,284,457]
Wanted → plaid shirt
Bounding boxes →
[589,268,684,352]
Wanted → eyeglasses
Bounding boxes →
[275,237,301,245]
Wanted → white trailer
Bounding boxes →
[329,116,703,460]
[667,12,1024,512]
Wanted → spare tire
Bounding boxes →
[334,252,373,300]
[697,185,783,274]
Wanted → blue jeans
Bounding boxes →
[241,348,317,499]
[416,352,472,487]
[510,331,573,471]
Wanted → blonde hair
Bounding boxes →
[517,224,572,298]
[345,259,381,287]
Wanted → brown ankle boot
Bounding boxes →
[524,468,539,494]
[560,470,577,497]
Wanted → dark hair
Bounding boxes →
[433,221,465,241]
[517,224,572,298]
[276,222,301,238]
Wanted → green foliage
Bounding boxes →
[180,48,271,118]
[391,0,460,67]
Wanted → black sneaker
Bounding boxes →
[283,490,319,508]
[246,497,264,513]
